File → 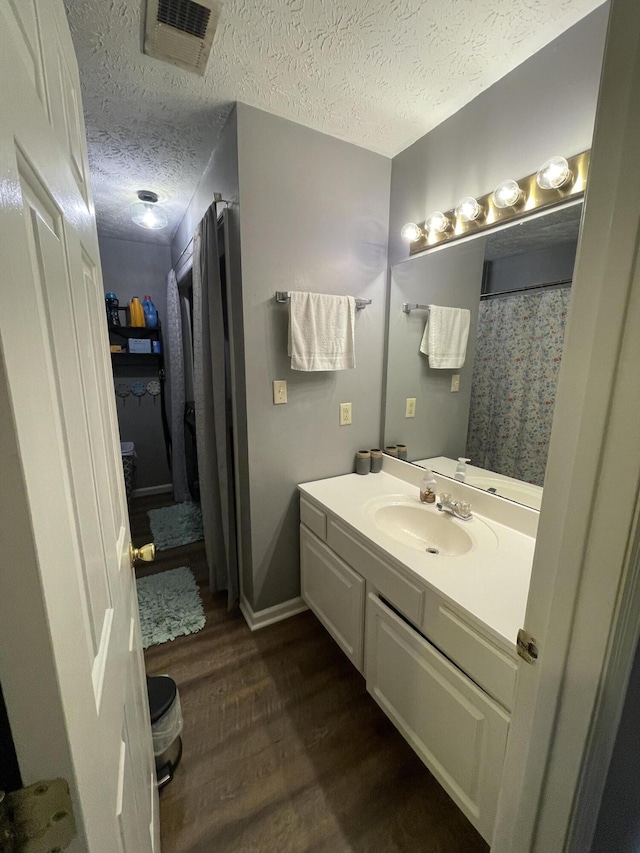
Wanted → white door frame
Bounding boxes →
[493,0,640,849]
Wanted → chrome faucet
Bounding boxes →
[437,493,473,520]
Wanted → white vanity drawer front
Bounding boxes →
[425,601,518,712]
[300,526,365,672]
[327,519,424,625]
[366,593,509,844]
[300,497,327,541]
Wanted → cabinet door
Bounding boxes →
[365,593,509,843]
[301,526,365,672]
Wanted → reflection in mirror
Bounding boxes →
[383,202,582,509]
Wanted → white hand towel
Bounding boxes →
[420,305,470,369]
[288,292,356,371]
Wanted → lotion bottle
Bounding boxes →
[420,470,437,504]
[455,458,470,482]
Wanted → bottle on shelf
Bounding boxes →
[142,295,158,329]
[129,297,145,327]
[105,292,120,325]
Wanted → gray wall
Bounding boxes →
[485,241,578,295]
[99,235,172,489]
[172,106,240,267]
[236,103,391,611]
[385,239,486,462]
[388,5,609,267]
[591,641,640,852]
[170,108,254,601]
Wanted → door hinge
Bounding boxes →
[517,628,539,664]
[0,778,76,852]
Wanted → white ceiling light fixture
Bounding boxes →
[455,196,483,223]
[492,179,523,209]
[130,190,169,230]
[400,222,424,242]
[425,211,451,235]
[536,155,573,190]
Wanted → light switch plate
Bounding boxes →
[405,397,416,418]
[339,402,352,425]
[273,380,287,404]
[451,374,461,393]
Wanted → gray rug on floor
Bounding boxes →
[136,567,205,649]
[147,501,204,550]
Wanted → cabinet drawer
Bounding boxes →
[300,526,365,672]
[300,497,326,541]
[425,600,518,711]
[327,519,424,625]
[366,593,509,844]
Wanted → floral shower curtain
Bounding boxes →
[466,287,571,486]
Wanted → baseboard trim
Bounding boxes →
[131,483,173,498]
[239,594,308,631]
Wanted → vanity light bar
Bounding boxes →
[406,149,589,256]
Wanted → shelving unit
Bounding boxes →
[108,318,171,471]
[109,323,163,368]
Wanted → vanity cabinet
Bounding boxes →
[366,593,509,841]
[300,526,365,672]
[299,493,519,844]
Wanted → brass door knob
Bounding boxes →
[129,542,155,567]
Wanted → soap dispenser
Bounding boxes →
[455,458,470,482]
[420,469,437,504]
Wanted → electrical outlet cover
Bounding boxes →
[339,402,352,425]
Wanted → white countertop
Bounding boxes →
[299,467,536,653]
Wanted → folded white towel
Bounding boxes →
[420,305,471,369]
[288,292,356,371]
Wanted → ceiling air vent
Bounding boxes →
[144,0,220,76]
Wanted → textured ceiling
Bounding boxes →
[64,0,603,245]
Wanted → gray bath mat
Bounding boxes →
[136,566,205,648]
[148,501,204,550]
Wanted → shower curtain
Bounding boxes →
[192,206,239,606]
[165,269,190,503]
[466,287,571,486]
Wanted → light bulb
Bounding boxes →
[455,196,483,223]
[130,200,168,230]
[400,222,423,242]
[536,156,572,190]
[492,179,523,209]
[425,211,450,235]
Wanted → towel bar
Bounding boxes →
[403,303,430,314]
[275,291,371,310]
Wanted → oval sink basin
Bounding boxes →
[373,504,473,555]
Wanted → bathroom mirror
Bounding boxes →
[383,201,583,510]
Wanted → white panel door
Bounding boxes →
[0,2,159,850]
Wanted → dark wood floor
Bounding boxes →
[130,494,489,853]
[130,493,208,582]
